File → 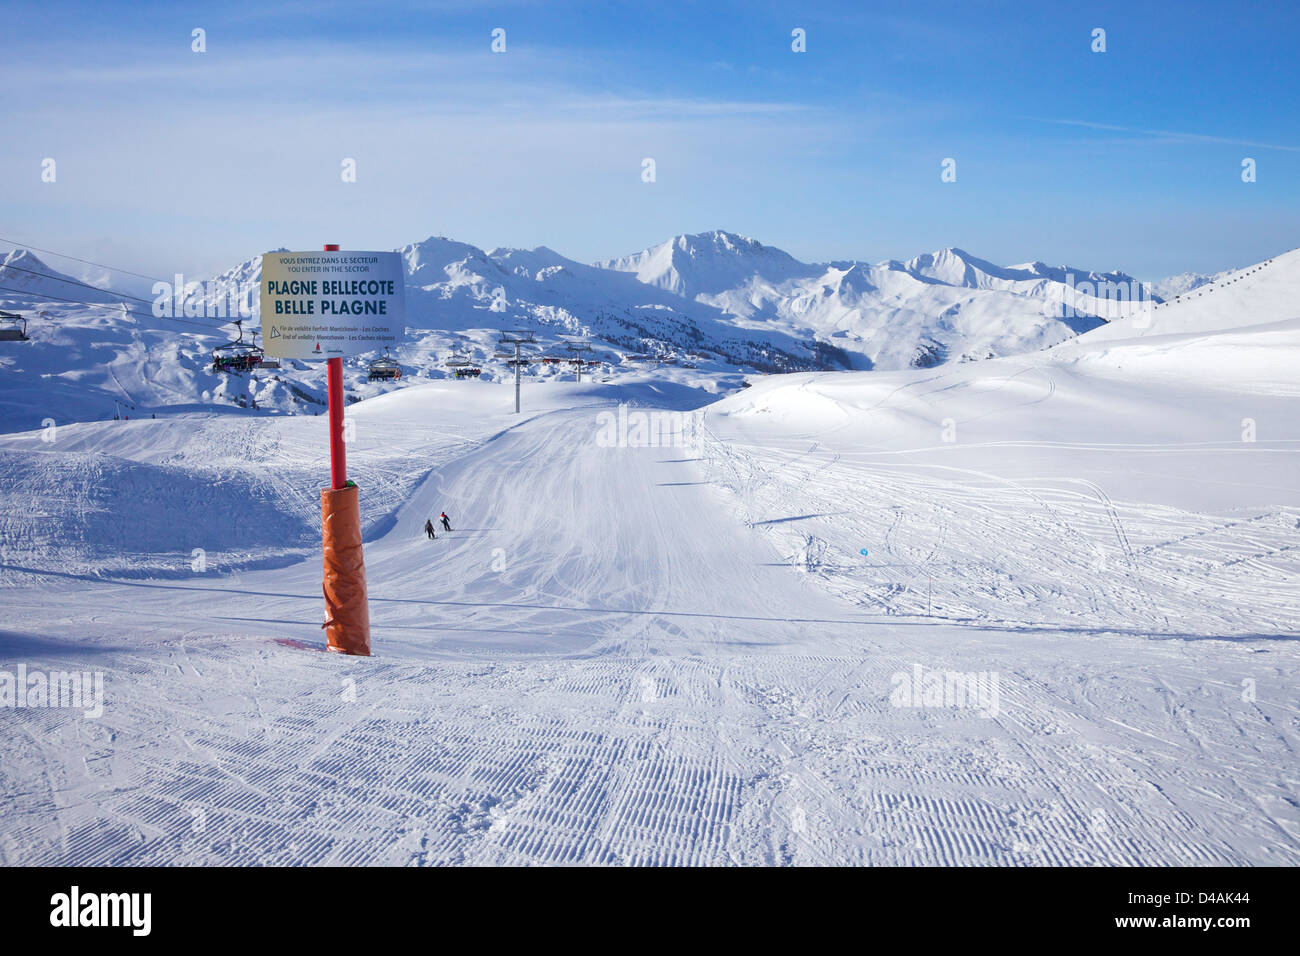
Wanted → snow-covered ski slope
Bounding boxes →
[0,250,1297,866]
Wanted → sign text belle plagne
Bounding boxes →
[260,251,406,360]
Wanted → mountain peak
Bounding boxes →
[2,248,54,273]
[674,229,761,252]
[0,248,122,303]
[400,235,501,285]
[903,247,986,287]
[597,229,806,298]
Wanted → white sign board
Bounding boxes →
[260,251,406,360]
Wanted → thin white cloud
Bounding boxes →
[1026,117,1300,153]
[7,40,816,126]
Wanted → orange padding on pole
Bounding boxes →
[320,484,371,656]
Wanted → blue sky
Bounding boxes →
[1,0,1296,280]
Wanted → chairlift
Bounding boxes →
[367,347,402,381]
[0,310,28,341]
[211,319,263,373]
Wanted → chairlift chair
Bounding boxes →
[367,347,402,381]
[0,310,28,341]
[211,319,264,373]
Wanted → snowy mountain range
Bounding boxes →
[599,231,1153,369]
[0,231,1278,433]
[204,229,1156,373]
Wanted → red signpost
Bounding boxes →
[262,242,404,657]
[323,244,347,491]
[318,243,370,656]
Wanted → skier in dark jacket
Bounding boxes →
[423,519,436,540]
[440,512,452,532]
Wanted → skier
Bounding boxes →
[423,519,436,540]
[440,512,452,532]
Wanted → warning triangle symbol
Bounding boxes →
[270,326,281,338]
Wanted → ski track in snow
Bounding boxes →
[705,428,1300,636]
[1,369,1297,865]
